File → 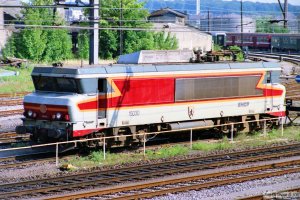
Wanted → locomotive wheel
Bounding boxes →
[260,118,279,131]
[86,132,105,148]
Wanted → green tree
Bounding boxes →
[3,0,72,62]
[2,33,16,58]
[43,29,73,62]
[77,30,89,59]
[153,32,178,50]
[99,0,178,59]
[228,45,244,61]
[256,17,289,33]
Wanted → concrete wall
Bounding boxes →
[154,23,212,52]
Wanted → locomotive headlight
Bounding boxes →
[27,110,33,117]
[56,112,62,120]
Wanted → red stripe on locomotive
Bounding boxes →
[109,78,175,107]
[76,73,283,111]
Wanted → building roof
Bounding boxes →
[149,8,187,18]
[0,0,22,19]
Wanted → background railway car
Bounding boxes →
[211,32,227,47]
[271,34,300,52]
[16,50,286,147]
[226,33,272,50]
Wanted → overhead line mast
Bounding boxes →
[277,0,288,29]
[89,0,99,65]
[54,0,99,65]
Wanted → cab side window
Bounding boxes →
[266,71,271,83]
[98,79,107,93]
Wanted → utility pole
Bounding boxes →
[240,0,243,48]
[196,0,200,29]
[89,0,99,65]
[208,9,210,32]
[119,0,123,56]
[277,0,288,29]
[284,0,288,28]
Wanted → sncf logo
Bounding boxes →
[40,104,47,114]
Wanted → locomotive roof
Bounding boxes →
[32,62,280,75]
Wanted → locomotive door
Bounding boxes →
[265,71,274,111]
[97,78,107,119]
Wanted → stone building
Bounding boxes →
[0,0,21,54]
[149,8,188,25]
[149,8,213,52]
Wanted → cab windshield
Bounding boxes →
[32,76,80,93]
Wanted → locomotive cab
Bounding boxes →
[16,68,110,143]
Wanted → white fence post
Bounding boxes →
[143,132,146,157]
[231,123,234,141]
[56,143,59,167]
[190,129,193,149]
[103,137,106,160]
[281,117,284,136]
[263,119,267,137]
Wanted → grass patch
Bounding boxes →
[64,126,300,170]
[65,145,190,169]
[146,145,189,159]
[65,151,145,169]
[0,66,34,93]
[192,138,232,151]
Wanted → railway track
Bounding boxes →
[0,92,29,98]
[249,52,300,66]
[48,159,300,200]
[2,143,300,199]
[0,152,56,170]
[0,99,23,106]
[0,109,23,117]
[0,135,30,146]
[0,131,17,137]
[239,187,300,200]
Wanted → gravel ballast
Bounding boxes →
[150,173,300,200]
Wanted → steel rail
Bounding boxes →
[238,187,300,200]
[0,92,30,98]
[47,159,300,200]
[2,143,300,199]
[0,136,30,146]
[0,99,23,106]
[248,52,300,65]
[0,152,58,170]
[0,109,23,117]
[0,132,17,137]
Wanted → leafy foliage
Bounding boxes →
[256,17,289,33]
[2,34,16,58]
[99,0,178,59]
[2,0,73,62]
[228,45,244,61]
[77,30,90,59]
[213,44,223,51]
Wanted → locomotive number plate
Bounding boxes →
[129,110,140,116]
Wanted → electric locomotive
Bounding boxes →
[16,50,286,147]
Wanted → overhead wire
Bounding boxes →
[1,3,300,14]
